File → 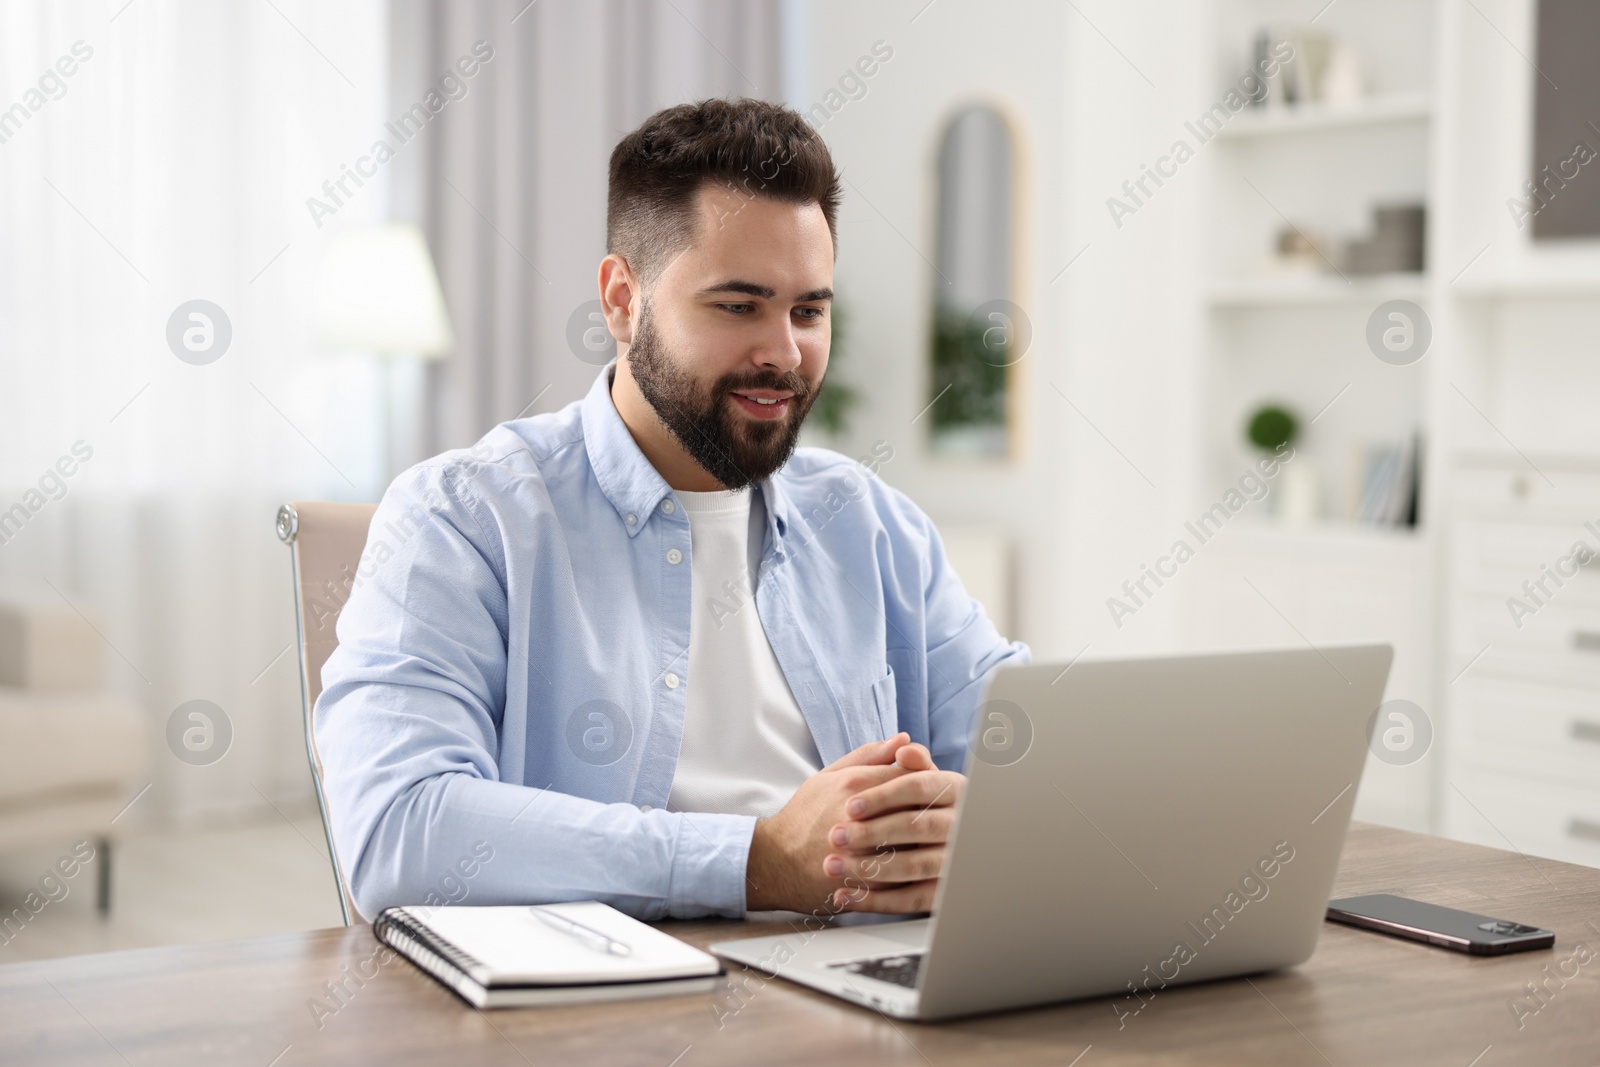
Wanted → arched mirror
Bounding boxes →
[928,103,1024,458]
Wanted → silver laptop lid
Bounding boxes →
[915,643,1392,1019]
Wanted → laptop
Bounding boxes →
[710,643,1393,1020]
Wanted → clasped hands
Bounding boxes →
[746,733,965,915]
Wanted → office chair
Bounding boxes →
[276,501,377,926]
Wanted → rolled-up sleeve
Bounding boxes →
[313,465,754,922]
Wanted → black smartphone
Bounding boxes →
[1327,894,1555,956]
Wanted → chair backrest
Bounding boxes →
[276,500,378,926]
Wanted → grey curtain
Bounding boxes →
[390,0,788,457]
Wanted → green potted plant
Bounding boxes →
[1245,402,1316,524]
[810,299,860,437]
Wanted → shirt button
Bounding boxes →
[664,672,679,689]
[639,804,653,813]
[626,513,637,525]
[666,548,683,564]
[661,500,675,514]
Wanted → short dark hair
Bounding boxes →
[606,98,842,292]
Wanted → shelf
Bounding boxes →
[1229,517,1424,542]
[1207,272,1428,308]
[1451,275,1600,300]
[1214,94,1433,140]
[1222,518,1428,559]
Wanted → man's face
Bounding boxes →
[625,182,833,490]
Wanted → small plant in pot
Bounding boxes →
[1245,403,1317,523]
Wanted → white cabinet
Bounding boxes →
[1444,453,1600,867]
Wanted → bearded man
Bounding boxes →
[316,97,1030,923]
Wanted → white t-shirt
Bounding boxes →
[665,485,822,818]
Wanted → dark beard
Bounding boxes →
[626,302,818,490]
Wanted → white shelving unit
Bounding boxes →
[1181,0,1441,833]
[1430,0,1600,867]
[1180,0,1600,861]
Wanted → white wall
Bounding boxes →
[801,0,1209,662]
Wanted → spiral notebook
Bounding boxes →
[373,901,724,1009]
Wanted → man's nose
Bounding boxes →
[752,315,805,376]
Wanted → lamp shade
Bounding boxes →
[316,223,454,357]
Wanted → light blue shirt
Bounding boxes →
[315,361,1031,921]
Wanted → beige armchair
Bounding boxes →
[0,595,147,914]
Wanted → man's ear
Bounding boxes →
[597,253,638,345]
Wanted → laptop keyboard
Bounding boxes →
[831,953,924,989]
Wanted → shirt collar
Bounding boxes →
[581,360,793,555]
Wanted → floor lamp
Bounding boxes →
[315,224,455,485]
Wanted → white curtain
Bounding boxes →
[0,2,390,824]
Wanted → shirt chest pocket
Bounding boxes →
[868,668,899,741]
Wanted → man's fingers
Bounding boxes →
[893,743,936,772]
[824,844,945,885]
[828,808,953,851]
[845,769,964,820]
[835,764,917,795]
[826,732,909,770]
[831,878,940,914]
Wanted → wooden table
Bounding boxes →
[4,823,1598,1066]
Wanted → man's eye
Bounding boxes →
[718,303,753,315]
[795,307,824,321]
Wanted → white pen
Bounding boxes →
[530,906,633,956]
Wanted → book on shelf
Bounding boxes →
[1345,433,1422,528]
